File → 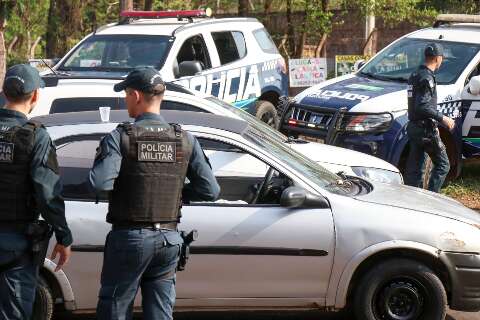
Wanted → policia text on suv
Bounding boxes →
[0,64,73,319]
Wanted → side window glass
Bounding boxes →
[57,139,101,201]
[175,35,211,78]
[211,31,246,65]
[50,97,125,114]
[195,138,291,206]
[253,28,279,54]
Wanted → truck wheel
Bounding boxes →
[256,100,279,128]
[33,276,54,320]
[353,258,447,320]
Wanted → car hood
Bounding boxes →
[354,181,480,224]
[289,141,398,172]
[295,74,407,112]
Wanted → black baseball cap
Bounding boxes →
[425,43,444,57]
[114,67,165,93]
[2,64,45,97]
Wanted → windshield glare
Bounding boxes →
[244,127,347,194]
[60,35,172,71]
[361,38,480,84]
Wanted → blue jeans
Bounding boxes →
[405,123,450,193]
[97,228,183,320]
[0,232,38,320]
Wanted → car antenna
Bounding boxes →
[41,58,58,76]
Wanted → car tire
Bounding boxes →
[353,258,447,320]
[33,276,54,320]
[256,100,279,128]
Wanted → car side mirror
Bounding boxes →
[178,61,203,77]
[354,59,366,71]
[280,187,330,209]
[468,75,480,95]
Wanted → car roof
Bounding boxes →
[32,110,248,135]
[407,26,480,44]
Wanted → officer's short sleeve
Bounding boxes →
[43,139,59,174]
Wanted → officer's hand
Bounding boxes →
[50,244,72,272]
[442,116,455,131]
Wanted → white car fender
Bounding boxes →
[42,258,76,310]
[330,240,440,309]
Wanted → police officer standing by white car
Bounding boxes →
[0,64,73,319]
[89,67,220,320]
[405,43,455,192]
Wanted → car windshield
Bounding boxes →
[205,96,288,143]
[244,126,348,195]
[360,38,480,84]
[59,34,173,72]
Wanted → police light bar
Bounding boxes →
[120,8,212,19]
[434,14,480,27]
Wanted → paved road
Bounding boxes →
[57,309,480,320]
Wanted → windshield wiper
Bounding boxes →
[361,71,408,83]
[380,75,409,83]
[360,71,386,81]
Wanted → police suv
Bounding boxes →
[281,14,480,181]
[42,9,287,126]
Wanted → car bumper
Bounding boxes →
[441,251,480,312]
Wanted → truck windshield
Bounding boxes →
[58,34,173,72]
[360,38,480,84]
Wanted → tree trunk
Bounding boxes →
[120,0,134,17]
[0,1,8,83]
[46,1,83,58]
[29,36,42,60]
[238,0,249,17]
[135,0,144,10]
[295,0,309,58]
[46,0,58,58]
[144,0,153,10]
[286,0,295,57]
[263,0,273,29]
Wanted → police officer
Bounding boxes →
[0,64,73,319]
[89,67,220,320]
[405,43,455,192]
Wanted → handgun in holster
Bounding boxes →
[25,221,53,266]
[421,119,443,153]
[177,229,198,271]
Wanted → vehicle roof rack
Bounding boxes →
[434,14,480,27]
[119,8,212,24]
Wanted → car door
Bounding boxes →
[175,134,335,307]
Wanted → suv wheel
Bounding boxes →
[353,258,447,320]
[33,275,54,320]
[256,100,279,128]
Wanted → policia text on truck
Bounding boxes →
[0,64,73,319]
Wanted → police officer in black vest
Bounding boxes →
[0,64,73,319]
[89,67,220,320]
[405,43,455,192]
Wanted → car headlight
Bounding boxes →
[351,166,403,184]
[342,113,393,132]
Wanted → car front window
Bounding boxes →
[59,34,173,72]
[360,38,480,84]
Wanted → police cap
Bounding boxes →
[114,67,165,94]
[2,64,45,97]
[424,43,444,57]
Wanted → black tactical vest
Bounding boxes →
[108,122,193,224]
[0,121,42,223]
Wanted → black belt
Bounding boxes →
[112,222,178,231]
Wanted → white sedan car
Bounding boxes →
[32,110,480,320]
[26,79,402,183]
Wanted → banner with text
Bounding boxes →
[335,55,370,77]
[289,58,327,87]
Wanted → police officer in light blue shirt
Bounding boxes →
[0,64,73,319]
[89,67,220,320]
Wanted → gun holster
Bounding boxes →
[25,221,53,266]
[421,120,443,154]
[177,230,198,271]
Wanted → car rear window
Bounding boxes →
[253,28,278,54]
[212,31,247,65]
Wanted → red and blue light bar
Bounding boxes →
[120,8,212,19]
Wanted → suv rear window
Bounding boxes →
[253,28,278,54]
[212,31,247,65]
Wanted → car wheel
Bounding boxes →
[353,258,447,320]
[256,100,279,128]
[33,276,54,320]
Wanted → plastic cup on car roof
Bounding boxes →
[99,106,111,123]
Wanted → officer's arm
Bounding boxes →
[89,130,122,192]
[30,129,73,247]
[416,77,444,122]
[183,134,220,202]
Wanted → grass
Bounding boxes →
[442,162,480,210]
